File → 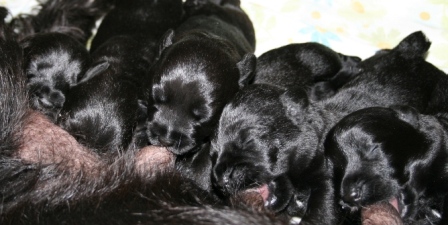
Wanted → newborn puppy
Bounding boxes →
[147,0,256,156]
[212,84,337,224]
[329,31,448,114]
[57,36,151,154]
[21,32,91,121]
[325,107,448,224]
[9,0,111,121]
[89,0,184,148]
[254,42,361,100]
[58,0,183,153]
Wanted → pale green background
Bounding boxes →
[2,0,448,72]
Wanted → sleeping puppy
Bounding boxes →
[325,106,448,224]
[326,31,448,114]
[10,0,111,121]
[147,0,256,156]
[58,0,184,153]
[57,36,149,154]
[89,0,184,148]
[21,32,91,121]
[211,84,337,225]
[254,42,361,100]
[212,31,448,224]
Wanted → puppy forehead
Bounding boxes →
[336,127,376,155]
[29,49,82,78]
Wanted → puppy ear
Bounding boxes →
[159,29,175,56]
[236,53,256,88]
[390,105,420,128]
[280,89,309,125]
[77,61,109,85]
[394,31,431,59]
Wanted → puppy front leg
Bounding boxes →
[266,175,295,214]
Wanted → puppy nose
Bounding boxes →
[158,136,174,147]
[342,187,362,205]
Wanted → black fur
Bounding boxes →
[0,10,287,225]
[57,36,150,154]
[8,0,110,121]
[57,0,183,153]
[9,0,111,44]
[147,0,256,156]
[211,84,337,224]
[21,32,91,121]
[325,107,448,224]
[211,31,448,225]
[254,42,361,100]
[89,0,183,53]
[0,7,27,156]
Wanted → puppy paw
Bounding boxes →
[265,176,295,213]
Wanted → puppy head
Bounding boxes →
[211,84,302,197]
[325,107,426,212]
[21,33,90,120]
[357,31,430,77]
[147,31,255,155]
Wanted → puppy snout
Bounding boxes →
[342,187,362,205]
[33,86,65,108]
[217,167,233,190]
[158,136,175,147]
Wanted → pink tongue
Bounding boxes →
[257,184,270,202]
[389,197,400,213]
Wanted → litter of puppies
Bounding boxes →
[0,0,446,224]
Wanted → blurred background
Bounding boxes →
[2,0,448,72]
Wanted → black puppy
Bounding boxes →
[57,36,150,154]
[254,42,361,100]
[10,0,110,121]
[212,84,337,224]
[147,0,256,156]
[325,107,448,224]
[212,31,448,224]
[21,33,91,121]
[58,0,183,153]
